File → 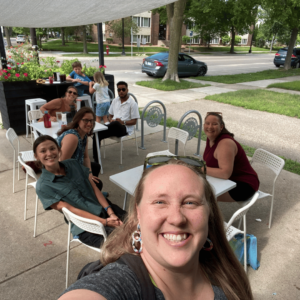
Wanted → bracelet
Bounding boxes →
[109,213,116,217]
[104,205,111,212]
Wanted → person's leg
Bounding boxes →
[78,227,114,248]
[217,192,236,202]
[217,181,256,202]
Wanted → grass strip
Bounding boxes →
[40,39,168,53]
[191,46,279,52]
[192,68,300,84]
[136,78,210,91]
[267,80,300,91]
[204,89,300,118]
[62,53,151,57]
[139,110,300,174]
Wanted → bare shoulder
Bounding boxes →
[218,138,236,149]
[58,289,106,300]
[61,133,79,144]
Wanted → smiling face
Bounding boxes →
[204,115,224,142]
[34,140,60,170]
[65,87,78,104]
[78,112,95,135]
[137,164,210,271]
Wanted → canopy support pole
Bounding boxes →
[97,23,104,68]
[0,27,6,61]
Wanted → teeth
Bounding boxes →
[163,233,188,242]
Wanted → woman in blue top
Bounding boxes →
[57,107,102,190]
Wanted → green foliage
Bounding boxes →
[193,68,300,83]
[205,89,300,118]
[234,36,241,45]
[108,17,139,40]
[135,78,210,91]
[81,64,98,77]
[221,35,231,45]
[182,35,190,45]
[106,38,113,44]
[152,6,168,25]
[59,58,79,75]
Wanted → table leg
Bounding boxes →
[123,192,128,210]
[95,132,103,174]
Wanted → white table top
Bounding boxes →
[31,121,107,138]
[109,165,236,198]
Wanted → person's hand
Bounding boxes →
[74,78,81,83]
[89,173,100,183]
[115,118,123,124]
[50,116,57,122]
[106,217,122,228]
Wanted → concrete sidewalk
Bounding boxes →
[0,124,299,300]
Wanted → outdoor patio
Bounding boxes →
[0,120,299,299]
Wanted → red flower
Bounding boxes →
[21,62,24,65]
[15,73,20,77]
[27,58,30,61]
[4,76,8,79]
[3,70,7,73]
[7,73,11,77]
[24,73,28,77]
[7,67,11,70]
[103,65,107,68]
[9,56,11,58]
[17,63,20,65]
[99,65,103,68]
[56,61,60,63]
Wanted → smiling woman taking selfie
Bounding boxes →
[58,157,253,300]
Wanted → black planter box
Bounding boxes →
[0,74,115,135]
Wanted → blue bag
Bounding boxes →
[229,233,260,270]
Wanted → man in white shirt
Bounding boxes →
[93,81,140,163]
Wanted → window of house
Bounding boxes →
[131,35,150,43]
[210,38,219,44]
[131,35,138,43]
[132,17,140,27]
[141,35,150,43]
[192,37,200,44]
[242,39,247,44]
[142,18,150,27]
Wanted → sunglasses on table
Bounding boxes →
[144,155,206,176]
[81,119,95,124]
[67,90,78,96]
[117,88,127,92]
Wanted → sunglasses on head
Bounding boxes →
[144,155,206,176]
[68,90,78,96]
[117,88,127,92]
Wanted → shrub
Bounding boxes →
[86,36,92,42]
[148,43,152,46]
[234,36,241,45]
[182,35,190,45]
[221,35,230,45]
[106,38,113,44]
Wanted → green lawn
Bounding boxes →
[204,89,300,118]
[267,80,300,91]
[192,68,300,84]
[62,53,151,57]
[40,39,167,53]
[144,112,300,175]
[191,46,279,52]
[136,78,210,91]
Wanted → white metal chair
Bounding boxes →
[6,128,35,193]
[237,149,285,229]
[28,110,43,144]
[77,94,92,108]
[18,156,40,237]
[224,192,259,272]
[62,207,107,288]
[146,127,189,157]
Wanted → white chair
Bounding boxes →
[146,127,189,157]
[18,156,40,237]
[6,128,35,193]
[224,192,259,272]
[77,94,92,108]
[28,110,43,144]
[103,128,139,165]
[62,207,107,288]
[237,149,285,229]
[25,98,46,138]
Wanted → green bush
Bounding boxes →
[106,38,113,44]
[234,36,241,45]
[72,35,80,42]
[182,35,190,45]
[86,36,92,42]
[148,43,152,46]
[221,35,230,45]
[60,58,79,75]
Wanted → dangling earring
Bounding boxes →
[202,238,213,251]
[132,223,143,253]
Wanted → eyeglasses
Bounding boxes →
[117,88,127,92]
[68,90,78,96]
[206,112,222,116]
[81,119,95,124]
[144,155,206,176]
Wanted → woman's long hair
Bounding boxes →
[205,112,234,137]
[57,107,96,137]
[100,160,253,300]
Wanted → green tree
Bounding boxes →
[262,0,300,69]
[12,27,30,42]
[108,17,139,40]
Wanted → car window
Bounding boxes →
[178,54,184,61]
[149,52,169,60]
[295,49,300,55]
[182,54,193,62]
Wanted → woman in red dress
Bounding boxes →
[203,112,259,202]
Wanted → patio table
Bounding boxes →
[31,121,108,174]
[110,165,237,210]
[41,80,74,99]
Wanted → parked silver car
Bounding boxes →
[142,52,207,77]
[16,35,26,43]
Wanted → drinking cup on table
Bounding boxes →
[60,74,66,82]
[49,76,53,84]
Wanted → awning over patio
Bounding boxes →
[0,0,176,27]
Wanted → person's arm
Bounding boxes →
[206,139,237,179]
[115,118,137,126]
[83,138,92,171]
[66,71,77,82]
[89,81,96,94]
[40,98,62,121]
[59,290,105,300]
[59,134,78,161]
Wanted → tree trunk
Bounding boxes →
[82,26,88,54]
[284,27,298,70]
[162,0,187,82]
[270,34,275,53]
[230,26,235,53]
[61,27,65,46]
[4,27,12,47]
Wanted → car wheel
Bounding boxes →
[147,73,154,77]
[275,65,280,68]
[197,67,207,76]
